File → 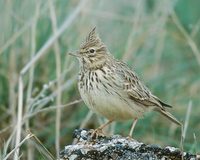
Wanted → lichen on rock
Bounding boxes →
[60,129,196,160]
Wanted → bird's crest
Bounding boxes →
[85,27,98,42]
[80,27,102,49]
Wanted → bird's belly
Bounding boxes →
[80,88,144,121]
[93,95,140,120]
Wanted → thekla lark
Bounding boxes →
[70,28,181,137]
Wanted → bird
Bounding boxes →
[69,27,181,137]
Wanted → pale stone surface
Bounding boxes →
[60,129,196,160]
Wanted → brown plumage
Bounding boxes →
[70,27,181,136]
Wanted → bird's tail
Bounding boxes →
[154,108,182,126]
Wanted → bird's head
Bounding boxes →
[70,27,109,70]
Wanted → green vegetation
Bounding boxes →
[0,0,199,159]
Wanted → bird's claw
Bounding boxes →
[90,128,105,139]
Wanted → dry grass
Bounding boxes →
[0,0,199,159]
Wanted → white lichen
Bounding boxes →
[165,146,178,152]
[80,130,88,138]
[69,154,77,160]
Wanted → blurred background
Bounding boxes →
[0,0,200,159]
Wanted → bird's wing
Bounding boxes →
[115,61,168,109]
[114,61,182,126]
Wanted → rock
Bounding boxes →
[60,129,197,160]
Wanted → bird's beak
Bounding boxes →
[68,51,81,58]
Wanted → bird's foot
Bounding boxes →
[126,135,135,141]
[90,128,105,139]
[126,135,138,143]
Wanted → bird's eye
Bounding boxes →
[89,49,95,53]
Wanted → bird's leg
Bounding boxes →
[91,120,113,138]
[128,118,138,138]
